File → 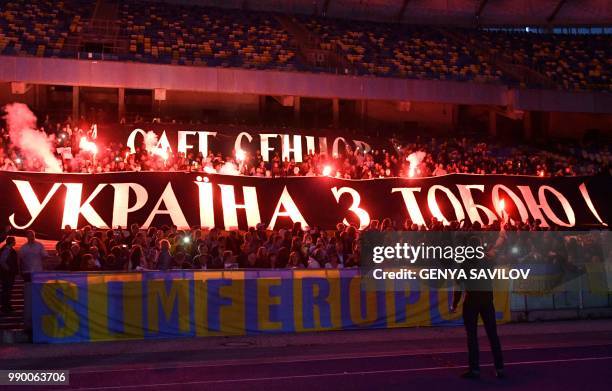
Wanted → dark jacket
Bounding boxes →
[157,249,173,271]
[0,245,18,279]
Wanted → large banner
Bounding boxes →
[1,172,610,239]
[32,270,510,343]
[98,124,389,162]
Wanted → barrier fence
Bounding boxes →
[510,273,612,313]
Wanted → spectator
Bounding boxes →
[157,240,173,271]
[18,230,48,282]
[0,236,18,313]
[288,251,305,269]
[325,253,343,269]
[193,244,211,269]
[70,243,82,271]
[242,252,258,268]
[223,250,238,269]
[128,245,147,271]
[175,252,191,269]
[56,250,73,271]
[80,254,99,271]
[307,248,324,269]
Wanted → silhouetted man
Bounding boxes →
[0,236,18,313]
[451,235,504,379]
[0,225,11,243]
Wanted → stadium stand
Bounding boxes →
[0,0,91,58]
[0,0,609,91]
[298,16,504,83]
[474,30,611,92]
[117,0,302,70]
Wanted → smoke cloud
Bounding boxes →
[3,103,62,173]
[407,151,426,178]
[143,131,159,152]
[218,161,239,175]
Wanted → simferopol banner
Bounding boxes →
[31,269,510,343]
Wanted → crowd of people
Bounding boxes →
[0,116,609,178]
[52,222,360,273]
[0,211,605,287]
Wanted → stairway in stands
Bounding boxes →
[0,239,58,343]
[275,14,355,75]
[0,277,26,342]
[73,0,128,58]
[439,27,558,90]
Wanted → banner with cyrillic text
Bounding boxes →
[1,172,609,239]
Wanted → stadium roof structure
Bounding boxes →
[180,0,611,26]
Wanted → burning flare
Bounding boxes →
[156,148,169,162]
[79,137,98,156]
[142,131,170,163]
[2,103,62,172]
[406,151,426,178]
[235,149,246,162]
[143,131,159,152]
[218,162,239,175]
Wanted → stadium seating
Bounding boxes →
[118,0,302,70]
[0,0,91,58]
[299,16,503,83]
[0,0,609,91]
[473,31,611,92]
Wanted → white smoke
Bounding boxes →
[406,151,426,178]
[79,136,98,155]
[3,103,62,172]
[218,161,239,175]
[142,130,170,161]
[203,165,216,174]
[143,131,159,152]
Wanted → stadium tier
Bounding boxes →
[474,29,610,91]
[118,0,302,70]
[0,0,92,57]
[0,0,609,91]
[297,15,505,83]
